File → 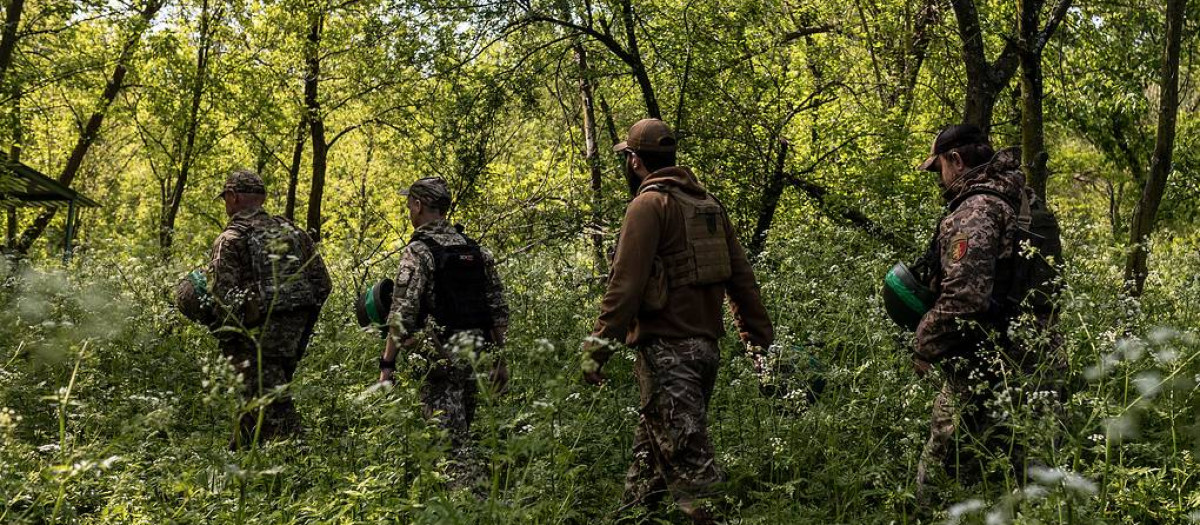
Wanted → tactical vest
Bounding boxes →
[411,231,494,339]
[234,216,324,313]
[924,186,1063,318]
[640,184,733,288]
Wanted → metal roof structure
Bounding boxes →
[1,154,100,262]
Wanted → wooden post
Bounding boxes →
[5,206,14,248]
[62,199,76,264]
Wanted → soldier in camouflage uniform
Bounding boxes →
[911,125,1066,499]
[206,169,332,449]
[583,119,774,524]
[378,177,509,455]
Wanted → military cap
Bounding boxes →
[400,177,453,210]
[216,169,266,199]
[918,124,990,172]
[613,118,677,154]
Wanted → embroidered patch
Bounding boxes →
[949,233,969,261]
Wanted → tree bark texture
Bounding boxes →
[304,10,328,240]
[619,0,660,119]
[949,0,1020,134]
[15,0,164,254]
[750,139,788,256]
[575,43,606,274]
[1124,0,1186,296]
[285,115,307,222]
[0,0,24,90]
[1018,0,1049,199]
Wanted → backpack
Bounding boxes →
[640,184,733,288]
[411,231,494,339]
[946,186,1064,316]
[239,216,324,313]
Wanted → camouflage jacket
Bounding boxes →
[386,219,508,349]
[915,148,1024,362]
[207,207,331,330]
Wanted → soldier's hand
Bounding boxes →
[379,368,395,385]
[583,369,606,386]
[912,357,933,378]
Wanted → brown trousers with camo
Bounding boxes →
[624,337,724,522]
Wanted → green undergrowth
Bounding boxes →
[2,204,1200,524]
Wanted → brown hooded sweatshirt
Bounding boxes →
[590,166,773,363]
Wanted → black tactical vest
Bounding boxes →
[411,231,494,339]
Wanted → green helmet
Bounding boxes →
[354,278,394,338]
[882,262,934,331]
[175,269,210,322]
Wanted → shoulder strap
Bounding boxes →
[409,231,440,249]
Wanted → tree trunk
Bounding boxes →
[787,172,913,252]
[750,139,788,256]
[304,10,327,240]
[15,0,163,254]
[6,86,19,249]
[0,0,24,89]
[599,94,619,144]
[895,0,939,117]
[1123,0,1186,296]
[575,42,606,274]
[160,0,214,254]
[284,116,306,221]
[619,0,660,119]
[1018,0,1049,199]
[950,0,1020,134]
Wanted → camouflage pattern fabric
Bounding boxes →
[220,310,318,447]
[207,205,330,447]
[387,219,508,342]
[624,336,723,523]
[386,219,507,454]
[912,149,1067,499]
[419,354,478,449]
[207,207,331,328]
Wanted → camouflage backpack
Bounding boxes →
[945,185,1064,317]
[238,216,325,313]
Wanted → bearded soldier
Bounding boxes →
[378,177,509,463]
[908,125,1066,500]
[582,119,774,523]
[194,169,331,449]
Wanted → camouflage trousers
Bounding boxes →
[916,349,1067,498]
[624,337,724,523]
[420,358,479,450]
[219,310,318,448]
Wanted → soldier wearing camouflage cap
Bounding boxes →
[583,119,774,523]
[202,168,332,450]
[379,177,509,482]
[908,125,1067,502]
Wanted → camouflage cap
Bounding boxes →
[216,169,266,199]
[612,118,677,154]
[400,177,452,210]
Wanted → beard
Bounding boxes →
[625,165,642,198]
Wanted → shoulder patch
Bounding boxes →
[948,232,970,262]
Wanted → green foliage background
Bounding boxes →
[2,0,1200,522]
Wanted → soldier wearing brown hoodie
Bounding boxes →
[582,118,774,523]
